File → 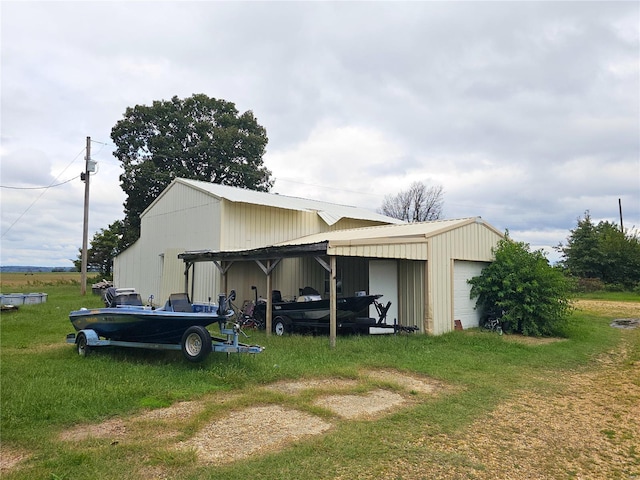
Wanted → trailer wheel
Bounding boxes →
[273,316,290,336]
[76,332,90,357]
[181,326,212,362]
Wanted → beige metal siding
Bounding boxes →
[337,257,370,297]
[330,218,390,231]
[114,182,223,302]
[272,257,325,299]
[397,260,425,332]
[428,222,501,335]
[329,240,428,260]
[159,248,187,303]
[222,202,325,250]
[113,241,143,290]
[142,183,221,253]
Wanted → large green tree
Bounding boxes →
[111,94,272,247]
[469,233,572,336]
[74,221,123,277]
[559,212,640,289]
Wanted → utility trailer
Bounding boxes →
[67,323,264,363]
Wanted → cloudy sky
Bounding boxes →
[1,1,638,267]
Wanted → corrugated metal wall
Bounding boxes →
[114,182,222,302]
[329,241,428,260]
[221,202,384,251]
[398,260,426,332]
[159,248,186,303]
[219,203,386,303]
[428,221,501,335]
[113,241,142,291]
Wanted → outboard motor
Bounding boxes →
[103,287,117,307]
[218,293,227,315]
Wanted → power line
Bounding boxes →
[0,176,79,189]
[1,147,86,238]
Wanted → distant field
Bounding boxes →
[0,271,83,290]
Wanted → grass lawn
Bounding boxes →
[1,278,638,479]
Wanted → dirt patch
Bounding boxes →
[134,401,205,422]
[264,377,359,395]
[0,446,30,473]
[313,389,405,419]
[52,370,444,468]
[176,405,332,465]
[58,403,204,443]
[364,368,450,394]
[59,417,127,442]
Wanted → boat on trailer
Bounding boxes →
[251,286,416,335]
[67,288,264,362]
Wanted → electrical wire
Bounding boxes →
[0,176,79,189]
[1,147,86,238]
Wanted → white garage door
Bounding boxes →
[453,261,488,329]
[369,260,398,325]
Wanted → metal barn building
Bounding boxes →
[114,178,503,335]
[114,178,403,306]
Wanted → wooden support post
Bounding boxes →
[266,260,272,336]
[222,263,228,298]
[329,255,337,348]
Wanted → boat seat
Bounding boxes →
[297,294,322,302]
[105,286,143,308]
[168,293,192,313]
[301,286,320,296]
[272,290,282,303]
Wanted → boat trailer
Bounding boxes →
[67,321,264,363]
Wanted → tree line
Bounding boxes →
[557,211,640,291]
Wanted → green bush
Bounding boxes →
[469,233,572,336]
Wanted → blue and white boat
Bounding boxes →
[69,288,227,344]
[68,288,263,361]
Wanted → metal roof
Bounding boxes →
[174,178,405,226]
[178,217,502,263]
[272,216,500,247]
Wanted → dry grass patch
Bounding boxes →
[134,401,205,422]
[364,368,449,394]
[176,405,332,465]
[58,417,127,442]
[264,377,359,395]
[383,335,640,480]
[0,446,31,473]
[313,389,406,420]
[53,371,454,468]
[573,299,640,318]
[502,334,568,345]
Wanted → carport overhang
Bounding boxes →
[178,241,330,264]
[178,241,348,346]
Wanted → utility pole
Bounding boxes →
[619,198,624,233]
[80,136,91,295]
